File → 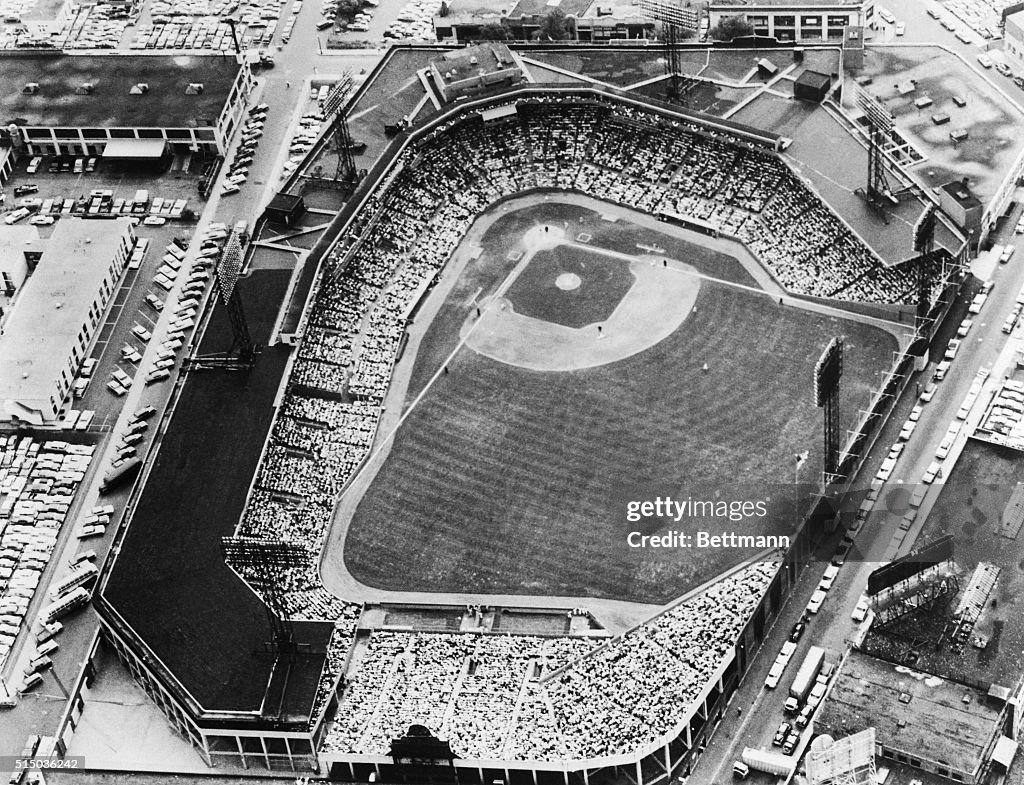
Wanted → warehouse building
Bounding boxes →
[816,651,1012,784]
[0,218,135,424]
[0,52,253,158]
[708,0,874,42]
[432,0,651,42]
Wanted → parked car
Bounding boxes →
[789,619,806,642]
[806,589,827,614]
[773,722,792,747]
[819,564,840,591]
[923,461,943,483]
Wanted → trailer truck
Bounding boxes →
[786,645,825,711]
[737,747,797,778]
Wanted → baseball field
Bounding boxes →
[332,197,899,605]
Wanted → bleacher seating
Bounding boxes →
[320,561,777,761]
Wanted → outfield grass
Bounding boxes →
[343,267,897,603]
[506,245,634,328]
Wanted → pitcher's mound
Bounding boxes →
[466,254,702,372]
[556,272,582,291]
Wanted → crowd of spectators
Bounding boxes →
[309,607,364,727]
[228,99,864,751]
[320,562,777,762]
[323,631,595,759]
[546,560,777,759]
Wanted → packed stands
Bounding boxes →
[320,561,777,761]
[230,95,904,621]
[0,436,95,671]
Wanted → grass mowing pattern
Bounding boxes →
[343,278,896,604]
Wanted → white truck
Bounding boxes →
[738,747,797,777]
[789,645,825,704]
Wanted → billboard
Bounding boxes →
[867,534,954,596]
[807,728,876,785]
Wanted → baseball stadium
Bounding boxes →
[91,43,976,783]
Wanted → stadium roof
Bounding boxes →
[432,43,518,84]
[0,53,241,129]
[0,218,132,418]
[99,270,334,721]
[816,651,1003,777]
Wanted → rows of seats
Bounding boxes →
[320,562,777,761]
[323,631,595,758]
[231,98,861,756]
[309,607,364,728]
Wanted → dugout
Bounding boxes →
[794,70,831,103]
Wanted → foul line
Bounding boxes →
[331,228,906,512]
[331,226,549,506]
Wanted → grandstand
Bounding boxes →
[95,84,943,777]
[235,88,915,608]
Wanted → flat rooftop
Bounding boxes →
[432,43,517,84]
[817,650,1002,776]
[852,46,1024,214]
[101,269,334,718]
[0,53,240,129]
[0,224,41,265]
[509,0,593,17]
[893,437,1024,689]
[0,218,132,411]
[711,0,860,7]
[441,0,517,16]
